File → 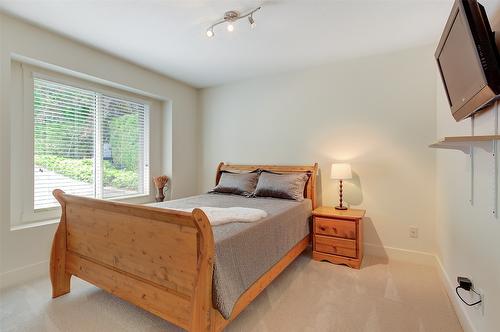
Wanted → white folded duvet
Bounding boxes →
[154,205,268,226]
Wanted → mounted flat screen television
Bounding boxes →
[435,0,500,121]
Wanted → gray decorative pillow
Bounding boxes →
[210,171,260,196]
[254,172,309,201]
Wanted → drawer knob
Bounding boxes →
[320,227,326,231]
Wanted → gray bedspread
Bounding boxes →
[149,193,311,319]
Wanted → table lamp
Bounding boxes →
[331,163,352,210]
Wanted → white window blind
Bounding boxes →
[100,94,148,199]
[34,77,149,210]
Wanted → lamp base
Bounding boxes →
[335,205,348,210]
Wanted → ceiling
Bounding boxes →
[0,0,499,88]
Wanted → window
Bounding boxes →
[34,77,149,210]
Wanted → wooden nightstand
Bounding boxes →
[312,206,366,269]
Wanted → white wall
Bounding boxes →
[434,3,500,331]
[199,45,437,255]
[0,13,199,287]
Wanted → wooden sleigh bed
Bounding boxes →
[50,163,318,331]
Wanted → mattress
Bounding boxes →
[149,193,312,319]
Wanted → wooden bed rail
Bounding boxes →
[50,189,215,331]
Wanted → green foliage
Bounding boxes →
[35,155,138,190]
[108,114,139,171]
[35,155,93,183]
[103,160,138,189]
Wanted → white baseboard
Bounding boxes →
[0,260,49,290]
[364,243,437,266]
[435,256,476,332]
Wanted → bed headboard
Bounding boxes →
[215,162,319,209]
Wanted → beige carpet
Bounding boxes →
[0,251,462,332]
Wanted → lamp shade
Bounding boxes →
[331,163,352,180]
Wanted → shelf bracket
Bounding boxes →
[493,140,498,218]
[476,140,495,154]
[429,144,471,154]
[467,141,496,216]
[464,140,496,216]
[470,147,474,205]
[430,136,500,217]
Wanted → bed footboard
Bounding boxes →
[50,189,215,331]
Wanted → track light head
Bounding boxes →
[248,15,255,28]
[206,27,214,37]
[227,23,234,32]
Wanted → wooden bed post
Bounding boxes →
[50,189,72,298]
[215,162,224,186]
[190,208,216,332]
[311,163,319,209]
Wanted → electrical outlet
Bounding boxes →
[409,226,418,238]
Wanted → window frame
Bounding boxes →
[13,64,153,227]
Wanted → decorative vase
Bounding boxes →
[153,175,169,202]
[155,186,165,202]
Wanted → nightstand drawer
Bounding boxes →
[314,217,356,239]
[314,235,357,258]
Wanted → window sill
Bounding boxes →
[12,194,155,231]
[11,218,60,231]
[109,193,151,202]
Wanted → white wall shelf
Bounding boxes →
[430,135,500,217]
[429,135,500,154]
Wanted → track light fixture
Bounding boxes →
[206,6,261,38]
